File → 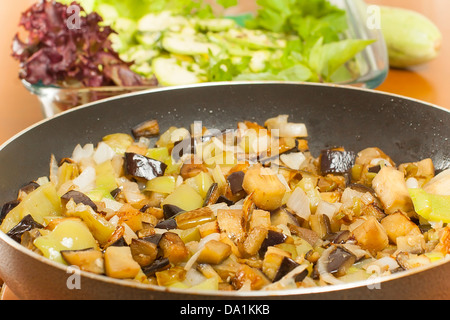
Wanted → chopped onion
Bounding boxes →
[93,142,116,165]
[286,187,311,221]
[280,152,306,170]
[316,200,341,220]
[72,143,94,162]
[184,269,207,287]
[117,177,146,205]
[265,115,308,138]
[73,166,96,192]
[102,198,124,212]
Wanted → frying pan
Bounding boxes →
[0,82,449,300]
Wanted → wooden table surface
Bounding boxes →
[0,0,449,300]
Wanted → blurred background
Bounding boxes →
[0,0,448,144]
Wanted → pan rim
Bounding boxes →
[0,81,449,298]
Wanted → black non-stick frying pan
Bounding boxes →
[0,82,449,300]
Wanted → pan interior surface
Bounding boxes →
[0,82,449,299]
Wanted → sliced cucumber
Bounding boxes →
[225,28,286,50]
[196,18,236,32]
[138,11,188,32]
[152,57,202,86]
[162,33,221,56]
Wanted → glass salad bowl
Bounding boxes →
[24,0,388,118]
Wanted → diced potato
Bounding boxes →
[396,234,425,254]
[104,246,141,279]
[61,248,104,274]
[217,209,245,243]
[198,240,232,264]
[249,209,271,230]
[352,216,389,255]
[372,166,414,215]
[232,264,270,290]
[242,164,286,211]
[381,211,421,244]
[242,227,268,256]
[159,232,189,264]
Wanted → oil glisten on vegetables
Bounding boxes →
[1,115,449,291]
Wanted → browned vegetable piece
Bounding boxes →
[175,207,215,230]
[1,200,20,224]
[156,266,186,286]
[124,152,167,181]
[249,209,271,230]
[259,230,288,257]
[287,223,319,246]
[261,246,291,281]
[197,240,232,264]
[242,227,268,256]
[352,216,389,255]
[227,171,245,195]
[61,248,104,274]
[217,209,245,243]
[372,166,414,215]
[273,256,300,282]
[142,258,170,276]
[203,183,221,206]
[61,190,97,212]
[20,229,41,253]
[381,212,421,244]
[132,119,160,138]
[232,264,270,290]
[180,158,209,180]
[6,214,44,243]
[355,147,395,167]
[271,207,299,227]
[104,246,141,279]
[198,220,220,238]
[162,204,184,220]
[130,238,158,267]
[326,247,356,277]
[325,230,351,244]
[242,163,285,211]
[159,232,189,264]
[117,203,143,232]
